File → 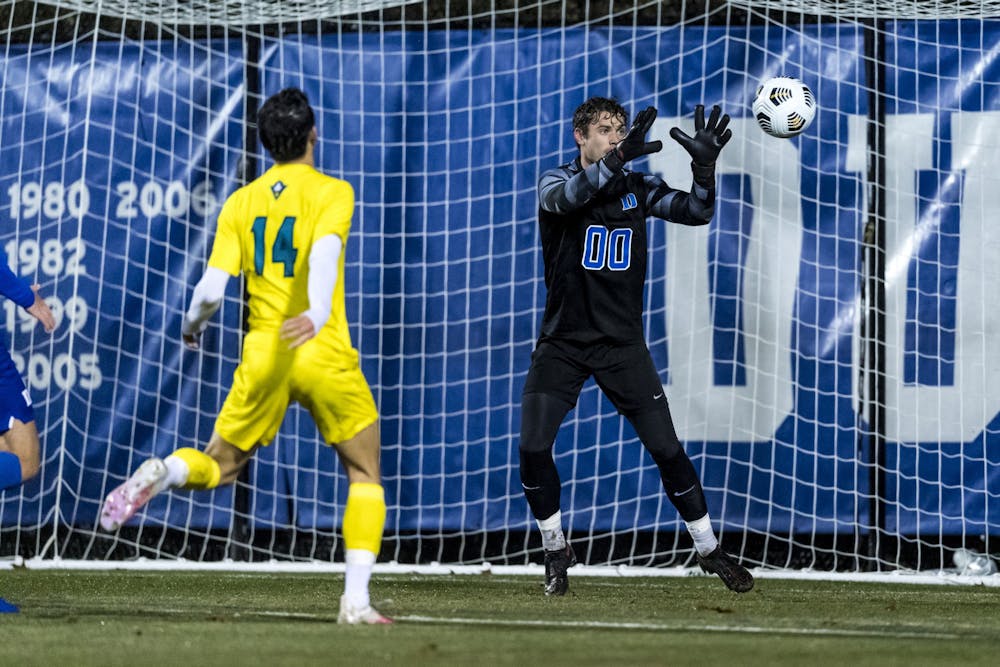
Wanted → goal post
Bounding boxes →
[1,0,999,576]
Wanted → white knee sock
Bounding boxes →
[344,548,375,608]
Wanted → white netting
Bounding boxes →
[727,0,1000,18]
[1,0,998,575]
[40,0,421,24]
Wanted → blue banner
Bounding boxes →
[0,40,246,528]
[2,22,999,542]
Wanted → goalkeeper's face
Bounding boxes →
[574,112,626,168]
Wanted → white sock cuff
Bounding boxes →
[346,548,377,566]
[536,511,562,532]
[685,514,714,535]
[163,455,190,488]
[686,514,719,557]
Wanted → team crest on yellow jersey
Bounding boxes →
[270,180,287,199]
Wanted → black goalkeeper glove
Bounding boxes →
[603,106,663,172]
[669,104,732,187]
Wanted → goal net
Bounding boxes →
[2,0,999,575]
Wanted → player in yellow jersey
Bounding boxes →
[99,88,391,625]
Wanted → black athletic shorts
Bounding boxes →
[522,338,668,417]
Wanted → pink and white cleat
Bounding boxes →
[99,458,169,531]
[337,595,393,625]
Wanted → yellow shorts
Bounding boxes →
[214,330,378,451]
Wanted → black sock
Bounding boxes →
[519,448,562,520]
[651,448,709,522]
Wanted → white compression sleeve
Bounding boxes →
[301,234,341,333]
[183,266,230,335]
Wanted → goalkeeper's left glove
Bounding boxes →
[669,104,732,187]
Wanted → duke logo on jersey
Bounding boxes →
[620,193,638,210]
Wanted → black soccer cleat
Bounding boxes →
[544,543,577,596]
[697,546,754,593]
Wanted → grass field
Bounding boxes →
[2,568,999,665]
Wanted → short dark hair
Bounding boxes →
[572,97,628,137]
[257,87,315,162]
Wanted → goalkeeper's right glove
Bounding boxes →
[603,106,663,172]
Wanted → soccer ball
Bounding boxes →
[752,76,816,138]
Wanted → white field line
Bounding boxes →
[5,557,1000,587]
[391,614,964,640]
[237,609,961,640]
[26,603,975,640]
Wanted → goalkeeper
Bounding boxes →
[99,88,391,625]
[0,256,56,613]
[520,97,753,596]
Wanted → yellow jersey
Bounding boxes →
[208,163,356,357]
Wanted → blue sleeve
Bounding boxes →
[0,254,34,309]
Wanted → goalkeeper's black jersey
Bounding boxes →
[536,155,715,346]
